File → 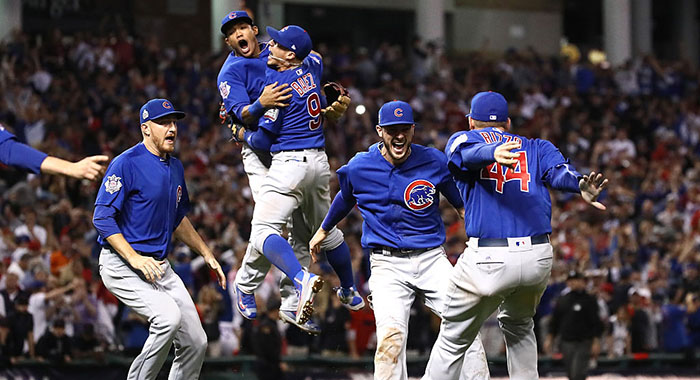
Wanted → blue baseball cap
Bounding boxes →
[220,11,253,35]
[467,91,508,122]
[266,25,312,60]
[140,99,185,124]
[378,101,414,127]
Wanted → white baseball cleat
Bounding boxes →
[279,310,321,335]
[293,270,324,325]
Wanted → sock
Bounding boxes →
[325,241,354,289]
[262,234,303,283]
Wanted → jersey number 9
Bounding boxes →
[307,93,321,130]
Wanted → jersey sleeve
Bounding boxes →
[444,131,498,174]
[336,163,356,203]
[257,107,284,135]
[95,158,130,210]
[434,151,464,209]
[305,53,323,78]
[0,129,48,173]
[218,65,250,122]
[538,139,582,193]
[174,161,191,227]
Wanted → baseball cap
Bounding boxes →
[220,11,253,34]
[567,270,584,280]
[266,25,312,60]
[467,91,508,122]
[140,99,185,124]
[378,101,414,127]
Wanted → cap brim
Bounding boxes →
[153,110,186,121]
[266,27,289,49]
[221,17,253,34]
[378,121,415,127]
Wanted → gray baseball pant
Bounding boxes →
[423,239,553,380]
[99,247,207,380]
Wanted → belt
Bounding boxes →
[475,234,550,248]
[370,245,440,256]
[286,147,324,152]
[102,244,160,258]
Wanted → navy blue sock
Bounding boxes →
[262,234,303,282]
[325,242,354,289]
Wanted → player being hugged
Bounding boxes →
[422,92,608,380]
[93,99,226,380]
[309,101,490,380]
[234,25,363,326]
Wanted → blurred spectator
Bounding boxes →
[13,209,47,247]
[36,318,72,363]
[0,316,11,366]
[72,323,105,360]
[1,272,29,316]
[251,297,284,380]
[7,294,35,360]
[607,306,631,358]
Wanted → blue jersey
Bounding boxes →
[217,43,270,123]
[257,53,325,152]
[94,143,190,260]
[0,127,48,173]
[445,127,581,239]
[335,143,463,250]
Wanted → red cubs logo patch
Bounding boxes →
[394,108,403,118]
[404,180,436,211]
[163,101,172,109]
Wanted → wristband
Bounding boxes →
[248,99,265,118]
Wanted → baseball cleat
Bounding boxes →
[235,285,257,320]
[293,270,324,325]
[336,287,365,311]
[279,310,321,335]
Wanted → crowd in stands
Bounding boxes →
[0,25,699,369]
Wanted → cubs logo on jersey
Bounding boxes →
[404,179,436,211]
[176,185,182,204]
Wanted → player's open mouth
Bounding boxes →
[237,39,250,54]
[391,141,406,155]
[165,135,176,143]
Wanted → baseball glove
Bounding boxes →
[220,102,246,143]
[322,82,351,123]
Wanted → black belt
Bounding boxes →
[370,245,440,256]
[102,244,160,258]
[286,148,324,152]
[475,234,550,248]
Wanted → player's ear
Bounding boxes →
[252,25,259,36]
[506,117,512,131]
[141,123,151,137]
[375,125,383,137]
[468,117,475,131]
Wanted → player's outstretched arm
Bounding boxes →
[309,189,356,262]
[174,216,227,289]
[41,155,109,181]
[579,171,608,210]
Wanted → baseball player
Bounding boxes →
[92,99,226,380]
[422,91,608,380]
[309,101,490,380]
[233,25,362,326]
[0,125,107,180]
[218,11,355,333]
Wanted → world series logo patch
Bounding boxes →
[105,174,122,194]
[404,179,436,211]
